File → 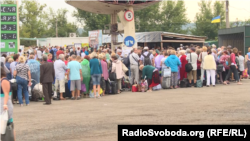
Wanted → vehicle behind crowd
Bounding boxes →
[0,44,246,106]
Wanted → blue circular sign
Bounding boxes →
[124,36,135,47]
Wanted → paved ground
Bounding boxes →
[14,80,250,141]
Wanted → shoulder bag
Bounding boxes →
[185,53,193,72]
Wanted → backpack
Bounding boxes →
[123,53,130,67]
[142,53,152,66]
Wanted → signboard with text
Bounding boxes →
[88,30,102,49]
[0,4,18,53]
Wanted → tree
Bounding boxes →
[73,9,110,32]
[19,0,47,38]
[0,0,15,4]
[191,0,225,40]
[159,0,190,33]
[134,2,161,32]
[44,8,77,37]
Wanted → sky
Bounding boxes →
[20,0,250,27]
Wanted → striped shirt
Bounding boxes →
[15,63,30,80]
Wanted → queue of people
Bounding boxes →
[0,44,248,108]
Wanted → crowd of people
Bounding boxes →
[1,44,249,140]
[0,44,249,108]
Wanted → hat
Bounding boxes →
[30,52,35,55]
[144,46,149,50]
[212,44,216,48]
[117,49,122,53]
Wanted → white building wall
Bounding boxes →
[38,37,89,47]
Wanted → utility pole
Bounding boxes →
[226,0,229,28]
[56,18,58,37]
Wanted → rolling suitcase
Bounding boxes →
[110,80,118,94]
[162,77,171,89]
[63,81,72,98]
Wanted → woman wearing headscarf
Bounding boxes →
[80,55,91,97]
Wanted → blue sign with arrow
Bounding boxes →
[124,36,135,47]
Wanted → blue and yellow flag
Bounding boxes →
[211,16,220,23]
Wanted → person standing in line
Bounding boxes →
[10,54,19,78]
[99,54,109,96]
[53,46,58,60]
[56,47,64,59]
[54,54,67,100]
[70,47,77,56]
[37,48,43,62]
[129,48,140,84]
[47,53,53,63]
[27,53,40,89]
[165,50,181,89]
[111,54,124,94]
[13,56,32,106]
[245,47,250,78]
[203,50,217,87]
[199,46,208,82]
[186,47,198,87]
[89,54,103,98]
[224,48,242,85]
[1,67,16,140]
[238,51,245,81]
[179,50,188,80]
[40,55,55,105]
[67,55,83,100]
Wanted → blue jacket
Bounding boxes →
[164,55,181,72]
[89,58,103,75]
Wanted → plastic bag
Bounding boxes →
[0,110,8,134]
[163,67,171,77]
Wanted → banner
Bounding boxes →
[81,43,89,47]
[88,30,102,49]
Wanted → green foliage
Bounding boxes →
[1,0,15,4]
[19,0,47,38]
[191,0,225,40]
[44,8,77,37]
[73,1,189,34]
[134,2,161,32]
[159,0,190,33]
[73,9,110,32]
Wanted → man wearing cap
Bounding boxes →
[141,46,154,66]
[186,47,198,87]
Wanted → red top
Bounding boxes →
[180,55,188,69]
[197,54,201,69]
[230,53,236,65]
[64,60,68,66]
[56,50,64,59]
